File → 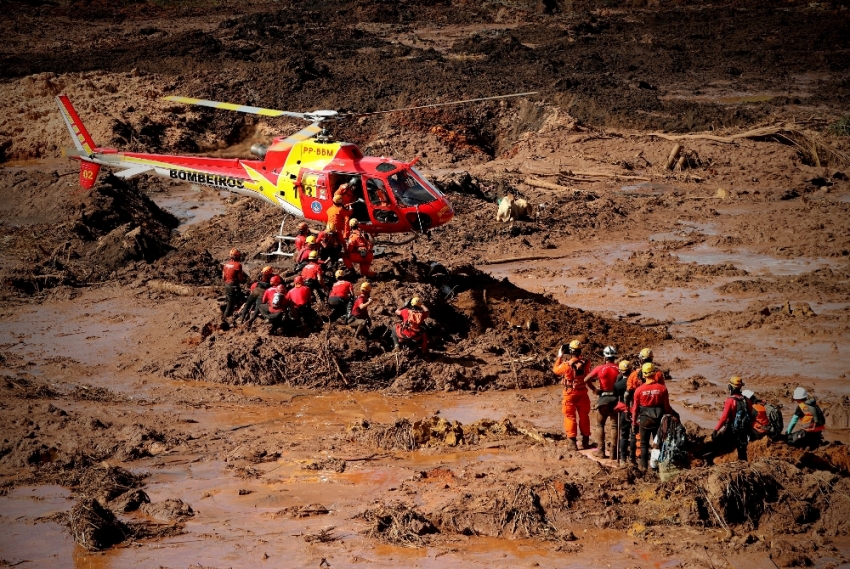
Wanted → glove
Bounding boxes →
[711,430,719,441]
[557,345,565,358]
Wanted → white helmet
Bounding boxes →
[742,389,755,400]
[602,346,617,358]
[793,387,809,400]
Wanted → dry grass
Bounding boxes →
[359,502,437,547]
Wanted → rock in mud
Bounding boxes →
[141,498,195,522]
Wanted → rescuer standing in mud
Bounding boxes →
[584,346,620,459]
[712,376,753,461]
[222,248,248,319]
[631,363,678,471]
[553,340,594,451]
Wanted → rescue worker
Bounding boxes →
[614,359,633,468]
[712,376,753,461]
[345,219,375,277]
[328,269,354,322]
[222,248,248,319]
[348,282,374,338]
[293,236,317,270]
[632,362,679,470]
[238,265,275,325]
[627,347,665,392]
[585,346,620,459]
[316,223,344,264]
[259,276,287,334]
[392,296,429,353]
[286,276,317,330]
[293,222,311,253]
[553,339,593,451]
[300,250,326,301]
[335,182,356,207]
[326,194,352,238]
[786,387,826,448]
[742,389,771,440]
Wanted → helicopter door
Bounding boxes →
[365,177,399,225]
[298,171,331,220]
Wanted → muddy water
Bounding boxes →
[0,486,75,567]
[147,186,228,231]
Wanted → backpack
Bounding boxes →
[658,415,688,465]
[729,395,750,439]
[272,291,286,310]
[764,403,784,438]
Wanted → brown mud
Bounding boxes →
[2,0,850,567]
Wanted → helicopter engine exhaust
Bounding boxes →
[250,144,268,159]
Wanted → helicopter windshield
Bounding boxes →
[386,169,437,207]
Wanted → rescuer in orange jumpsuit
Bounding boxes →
[553,339,594,451]
[345,218,375,277]
[326,194,352,239]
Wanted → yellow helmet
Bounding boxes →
[568,339,581,350]
[305,235,317,244]
[349,218,359,227]
[410,296,421,307]
[641,362,656,376]
[619,360,630,372]
[639,348,653,361]
[360,282,372,292]
[308,250,319,260]
[729,376,743,388]
[335,269,345,279]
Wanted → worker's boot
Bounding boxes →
[593,429,608,458]
[566,438,578,451]
[581,436,596,450]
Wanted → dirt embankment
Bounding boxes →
[0,169,177,294]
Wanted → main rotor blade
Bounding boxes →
[163,96,307,120]
[342,91,539,119]
[268,122,324,152]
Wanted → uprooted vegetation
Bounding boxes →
[161,263,665,392]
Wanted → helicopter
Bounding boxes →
[57,91,536,253]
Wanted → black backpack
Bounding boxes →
[729,395,750,438]
[658,415,688,465]
[764,403,784,438]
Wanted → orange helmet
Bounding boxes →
[229,248,241,260]
[261,265,274,276]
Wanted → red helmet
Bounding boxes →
[297,222,308,232]
[293,276,304,286]
[229,248,241,260]
[270,275,282,286]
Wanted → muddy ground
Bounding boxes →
[2,0,850,567]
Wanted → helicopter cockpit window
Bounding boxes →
[386,169,437,207]
[376,163,397,173]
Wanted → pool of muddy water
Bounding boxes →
[147,186,228,231]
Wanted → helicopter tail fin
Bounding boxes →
[56,95,101,189]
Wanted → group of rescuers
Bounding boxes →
[554,340,827,470]
[220,188,430,351]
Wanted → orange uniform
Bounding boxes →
[345,228,375,277]
[326,204,352,239]
[553,355,591,439]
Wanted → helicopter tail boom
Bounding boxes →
[56,95,102,189]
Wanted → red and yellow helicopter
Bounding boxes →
[57,92,535,246]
